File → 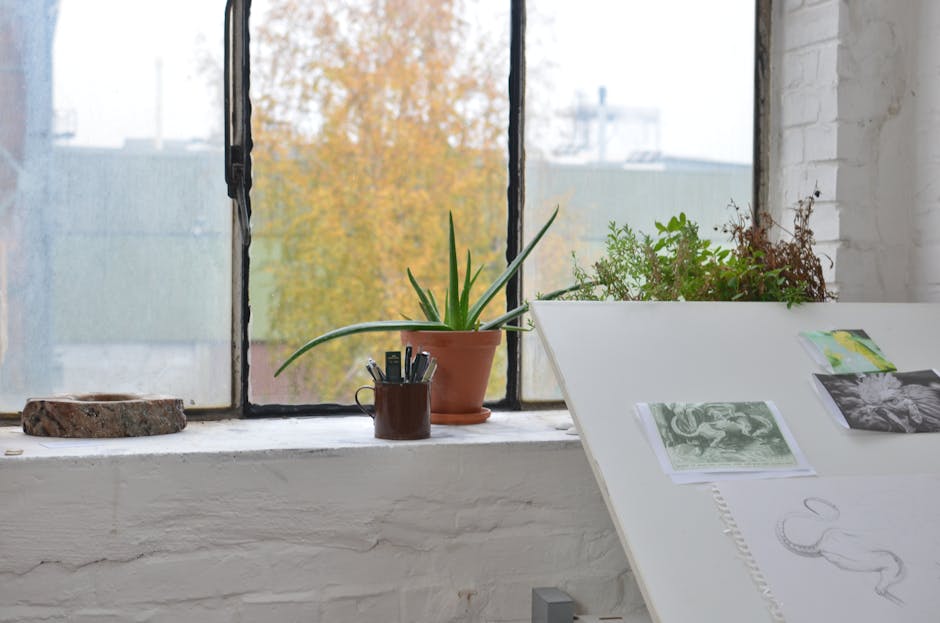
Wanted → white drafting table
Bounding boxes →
[531,301,940,623]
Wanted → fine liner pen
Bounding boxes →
[411,351,430,382]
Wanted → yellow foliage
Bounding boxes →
[250,0,509,403]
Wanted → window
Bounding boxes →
[0,0,763,416]
[522,0,759,400]
[244,0,513,410]
[0,1,230,414]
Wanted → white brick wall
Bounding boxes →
[771,0,841,244]
[910,0,940,299]
[773,0,940,301]
[0,420,647,623]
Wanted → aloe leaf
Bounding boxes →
[467,263,484,295]
[274,319,449,377]
[446,211,460,327]
[426,289,441,319]
[423,302,437,322]
[456,249,473,329]
[407,268,440,322]
[466,206,559,327]
[478,303,529,331]
[463,263,485,329]
[537,282,584,301]
[443,288,449,324]
[417,301,435,322]
[478,282,582,331]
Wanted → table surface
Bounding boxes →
[531,301,940,623]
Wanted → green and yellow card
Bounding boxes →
[799,329,896,374]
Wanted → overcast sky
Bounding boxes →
[53,0,754,163]
[53,0,222,147]
[527,0,755,163]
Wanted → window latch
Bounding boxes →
[224,0,252,244]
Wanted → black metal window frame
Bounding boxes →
[223,0,768,418]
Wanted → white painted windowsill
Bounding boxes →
[0,410,577,461]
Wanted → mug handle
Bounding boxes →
[354,385,375,419]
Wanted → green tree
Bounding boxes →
[250,0,509,403]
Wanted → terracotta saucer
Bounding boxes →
[430,407,491,425]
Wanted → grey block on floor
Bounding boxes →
[532,587,574,623]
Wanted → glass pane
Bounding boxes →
[523,0,755,400]
[249,0,510,405]
[0,1,231,411]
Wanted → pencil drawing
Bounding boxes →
[776,497,905,605]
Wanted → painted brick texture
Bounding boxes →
[773,0,940,300]
[771,0,842,281]
[0,442,646,623]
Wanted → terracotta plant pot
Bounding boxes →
[401,330,501,425]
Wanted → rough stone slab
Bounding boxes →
[21,394,186,438]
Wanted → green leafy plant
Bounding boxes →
[568,191,835,307]
[275,206,576,376]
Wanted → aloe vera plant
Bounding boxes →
[275,206,573,376]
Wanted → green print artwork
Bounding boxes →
[648,402,799,472]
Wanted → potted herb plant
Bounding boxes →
[566,191,836,305]
[275,206,575,424]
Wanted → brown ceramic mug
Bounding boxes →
[354,381,431,440]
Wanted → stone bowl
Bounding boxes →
[21,393,186,438]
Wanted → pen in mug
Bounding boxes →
[367,358,385,382]
[411,351,430,382]
[422,358,438,382]
[385,351,403,383]
[365,362,380,382]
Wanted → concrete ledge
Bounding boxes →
[0,410,578,461]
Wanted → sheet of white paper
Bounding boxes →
[669,468,815,485]
[715,475,940,623]
[635,401,814,484]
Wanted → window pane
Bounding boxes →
[523,0,755,400]
[0,1,231,411]
[249,0,510,405]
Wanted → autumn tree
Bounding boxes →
[250,0,509,403]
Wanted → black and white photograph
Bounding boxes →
[814,369,940,433]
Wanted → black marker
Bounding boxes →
[404,345,413,381]
[385,351,402,383]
